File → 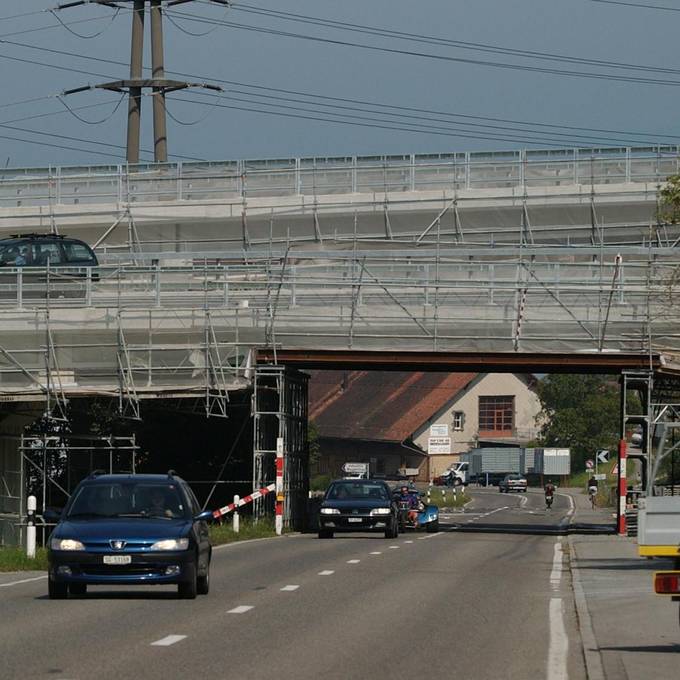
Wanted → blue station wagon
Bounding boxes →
[47,472,212,599]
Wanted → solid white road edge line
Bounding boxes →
[228,605,254,614]
[547,540,568,680]
[0,575,47,588]
[151,635,187,647]
[547,598,569,680]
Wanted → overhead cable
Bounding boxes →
[167,10,680,87]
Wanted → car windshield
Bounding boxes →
[326,482,388,500]
[66,482,186,520]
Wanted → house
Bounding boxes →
[308,370,541,481]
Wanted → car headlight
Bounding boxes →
[51,538,85,551]
[370,508,391,516]
[319,508,340,515]
[150,538,189,551]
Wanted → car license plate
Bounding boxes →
[348,517,363,523]
[103,555,131,565]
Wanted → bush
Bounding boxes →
[310,474,331,492]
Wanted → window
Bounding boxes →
[452,411,464,431]
[63,242,96,264]
[478,396,514,434]
[30,242,63,265]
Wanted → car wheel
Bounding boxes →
[69,583,87,596]
[48,579,68,599]
[384,518,397,539]
[318,529,334,539]
[197,567,210,595]
[178,563,197,599]
[426,519,439,533]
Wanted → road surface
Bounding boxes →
[0,489,584,680]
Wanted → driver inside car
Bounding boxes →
[398,485,420,527]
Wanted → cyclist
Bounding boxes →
[587,476,598,509]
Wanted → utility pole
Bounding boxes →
[55,0,228,163]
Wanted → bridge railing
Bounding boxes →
[0,146,677,209]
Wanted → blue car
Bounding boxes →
[46,471,212,599]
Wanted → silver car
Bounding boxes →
[499,474,528,493]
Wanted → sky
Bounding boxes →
[1,0,680,167]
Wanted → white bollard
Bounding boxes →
[232,495,240,534]
[26,495,36,559]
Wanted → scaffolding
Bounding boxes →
[252,366,308,530]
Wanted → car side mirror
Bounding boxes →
[43,507,62,522]
[194,510,213,522]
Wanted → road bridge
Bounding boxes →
[2,144,680,542]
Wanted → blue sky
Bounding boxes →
[1,0,679,167]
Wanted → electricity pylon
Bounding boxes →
[57,0,228,163]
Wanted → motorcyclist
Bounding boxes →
[397,484,420,527]
[544,479,555,509]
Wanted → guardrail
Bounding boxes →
[0,146,678,209]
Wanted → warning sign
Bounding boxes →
[611,463,619,475]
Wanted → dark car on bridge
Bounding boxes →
[46,472,212,599]
[318,479,398,539]
[0,233,98,299]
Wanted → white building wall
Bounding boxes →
[412,374,541,478]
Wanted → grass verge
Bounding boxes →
[209,517,279,545]
[0,547,48,572]
[424,489,470,509]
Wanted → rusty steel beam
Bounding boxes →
[255,349,663,374]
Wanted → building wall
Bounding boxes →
[412,374,541,478]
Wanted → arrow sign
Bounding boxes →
[597,450,609,464]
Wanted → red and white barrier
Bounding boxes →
[617,439,627,536]
[212,483,276,519]
[275,438,284,536]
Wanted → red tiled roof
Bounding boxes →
[307,370,477,442]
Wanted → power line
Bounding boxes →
[180,88,662,148]
[0,12,123,40]
[4,35,679,144]
[228,1,680,77]
[167,9,680,87]
[0,9,50,22]
[590,0,680,11]
[169,91,649,148]
[48,6,121,39]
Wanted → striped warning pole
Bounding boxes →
[275,437,284,536]
[617,439,627,536]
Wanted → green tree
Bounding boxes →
[308,419,321,468]
[658,173,680,224]
[535,375,620,469]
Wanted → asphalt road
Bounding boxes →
[0,489,586,680]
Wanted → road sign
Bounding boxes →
[597,450,609,464]
[585,459,594,470]
[594,473,606,481]
[611,463,619,475]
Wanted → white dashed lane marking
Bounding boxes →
[228,605,254,614]
[0,575,47,588]
[151,635,187,647]
[404,540,413,544]
[318,570,335,576]
[369,551,382,555]
[389,545,399,549]
[280,585,300,592]
[347,559,361,564]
